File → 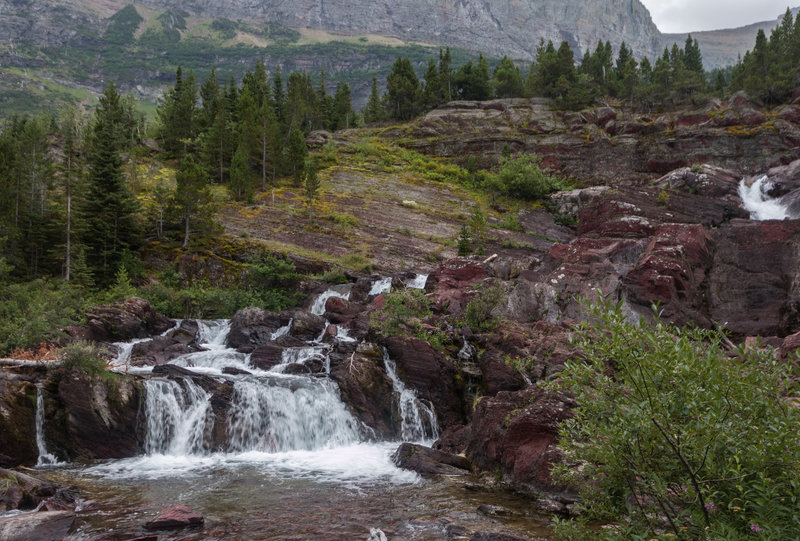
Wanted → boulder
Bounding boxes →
[144,505,204,530]
[49,369,142,461]
[0,468,76,512]
[0,510,75,541]
[226,307,287,352]
[249,343,285,370]
[85,298,173,342]
[166,319,200,345]
[466,388,575,495]
[129,337,199,367]
[393,442,471,476]
[331,343,396,438]
[284,309,327,341]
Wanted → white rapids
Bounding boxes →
[739,175,792,221]
[79,309,433,487]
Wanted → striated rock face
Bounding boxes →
[135,0,662,61]
[406,96,800,184]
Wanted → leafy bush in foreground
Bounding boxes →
[549,299,800,540]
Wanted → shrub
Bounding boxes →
[0,279,89,356]
[464,283,505,331]
[491,155,566,200]
[549,299,800,540]
[60,341,108,376]
[371,288,432,337]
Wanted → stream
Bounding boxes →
[28,281,552,540]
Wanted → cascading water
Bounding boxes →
[407,273,429,290]
[35,386,60,467]
[143,378,211,455]
[739,175,792,220]
[311,285,352,316]
[383,350,440,445]
[369,277,393,296]
[227,377,361,452]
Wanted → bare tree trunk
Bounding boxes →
[65,154,71,282]
[182,213,190,250]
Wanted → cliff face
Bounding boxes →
[135,0,663,60]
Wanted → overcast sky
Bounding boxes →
[639,0,796,33]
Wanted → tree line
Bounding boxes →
[373,36,708,121]
[730,8,800,105]
[0,60,356,288]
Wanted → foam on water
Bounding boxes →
[739,175,791,221]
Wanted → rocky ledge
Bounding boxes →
[402,92,800,184]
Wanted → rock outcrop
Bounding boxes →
[405,96,800,184]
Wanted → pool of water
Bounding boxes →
[41,448,553,540]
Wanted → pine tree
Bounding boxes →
[364,75,382,123]
[331,82,354,130]
[229,143,254,203]
[422,59,441,110]
[286,125,308,186]
[82,83,140,286]
[493,56,523,98]
[438,47,453,103]
[304,160,321,223]
[172,154,212,249]
[386,57,422,120]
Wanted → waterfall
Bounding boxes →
[227,377,361,452]
[382,350,440,445]
[143,378,212,455]
[369,277,393,296]
[35,386,60,466]
[311,285,352,316]
[406,273,429,290]
[739,176,791,220]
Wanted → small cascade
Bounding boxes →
[196,319,231,349]
[143,378,211,455]
[271,346,329,373]
[227,377,361,452]
[407,273,429,290]
[271,319,293,340]
[739,175,791,220]
[311,285,352,316]
[369,277,393,296]
[35,386,60,466]
[383,350,440,445]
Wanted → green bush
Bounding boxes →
[490,155,565,200]
[371,288,432,337]
[0,279,89,355]
[464,283,505,331]
[60,341,108,376]
[549,299,800,540]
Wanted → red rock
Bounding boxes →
[676,113,711,127]
[144,505,204,530]
[777,105,800,124]
[372,293,386,310]
[465,388,574,495]
[740,109,768,126]
[779,332,800,361]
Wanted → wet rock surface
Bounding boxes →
[0,510,75,541]
[393,443,471,476]
[144,505,204,530]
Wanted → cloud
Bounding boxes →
[640,0,794,33]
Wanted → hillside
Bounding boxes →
[0,0,664,117]
[663,7,800,69]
